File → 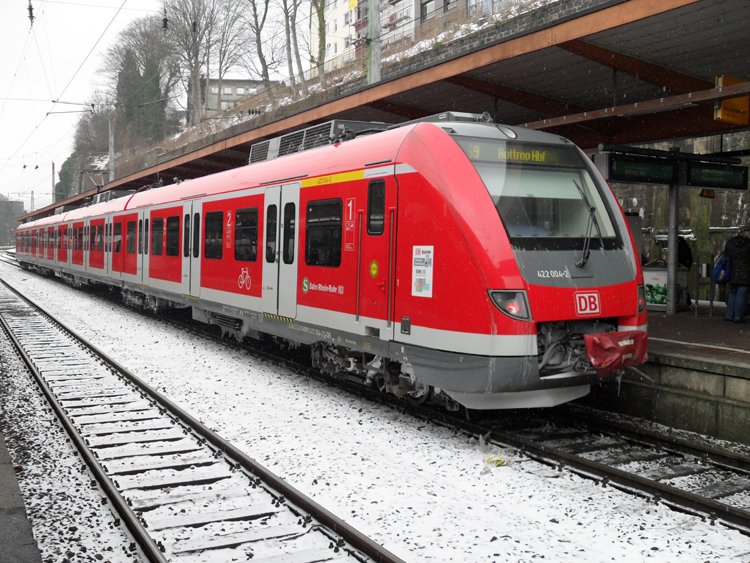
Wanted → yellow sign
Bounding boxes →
[369,259,379,278]
[301,169,365,188]
[714,75,749,125]
[349,0,357,10]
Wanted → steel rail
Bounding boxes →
[0,286,167,562]
[0,277,405,563]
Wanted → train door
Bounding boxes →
[57,225,68,264]
[146,204,190,295]
[262,183,299,318]
[357,178,398,337]
[184,202,200,297]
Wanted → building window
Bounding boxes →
[223,86,233,95]
[234,208,258,261]
[305,200,342,267]
[166,216,180,256]
[204,211,223,259]
[211,86,219,94]
[236,87,245,95]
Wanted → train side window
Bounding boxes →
[144,219,149,255]
[113,222,122,253]
[138,219,143,254]
[151,218,164,256]
[183,214,190,258]
[368,180,385,235]
[265,205,277,263]
[283,202,295,264]
[166,216,180,256]
[127,220,137,254]
[192,213,200,258]
[305,199,342,267]
[204,211,223,259]
[235,208,258,262]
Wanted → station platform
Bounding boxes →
[588,300,750,445]
[0,431,41,562]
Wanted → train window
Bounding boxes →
[151,218,164,256]
[89,226,96,252]
[166,216,180,256]
[192,213,200,258]
[204,211,223,259]
[138,219,143,254]
[305,199,342,267]
[283,203,295,264]
[127,221,137,254]
[77,228,83,252]
[367,180,385,235]
[265,205,277,263]
[183,214,190,258]
[113,223,122,253]
[234,208,258,262]
[144,218,149,255]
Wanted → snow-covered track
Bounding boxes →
[0,279,403,563]
[473,408,750,534]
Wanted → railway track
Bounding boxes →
[0,278,403,563]
[4,259,750,542]
[460,406,750,533]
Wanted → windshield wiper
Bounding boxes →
[573,178,603,268]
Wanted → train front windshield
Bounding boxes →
[456,137,621,251]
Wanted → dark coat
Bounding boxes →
[724,234,750,286]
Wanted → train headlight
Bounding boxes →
[637,285,646,312]
[489,290,531,321]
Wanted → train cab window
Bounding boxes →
[234,208,258,262]
[192,213,200,258]
[166,216,180,256]
[305,199,342,267]
[283,203,295,264]
[204,211,223,259]
[113,223,122,253]
[183,214,190,258]
[138,219,143,254]
[127,221,137,254]
[368,180,385,235]
[265,205,277,263]
[151,218,164,256]
[144,219,149,255]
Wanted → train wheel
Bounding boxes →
[406,384,431,406]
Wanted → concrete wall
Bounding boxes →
[585,351,750,445]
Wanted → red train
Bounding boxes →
[15,112,647,410]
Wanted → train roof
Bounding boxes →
[18,118,576,231]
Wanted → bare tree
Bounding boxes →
[163,0,220,126]
[244,0,282,107]
[213,0,251,111]
[277,0,308,97]
[310,0,327,89]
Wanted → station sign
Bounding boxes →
[595,152,677,185]
[595,150,748,190]
[687,161,748,190]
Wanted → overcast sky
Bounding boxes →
[0,0,160,213]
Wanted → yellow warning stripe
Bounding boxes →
[263,312,294,323]
[301,169,365,188]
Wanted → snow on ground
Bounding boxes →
[1,260,749,561]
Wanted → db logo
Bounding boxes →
[575,291,601,315]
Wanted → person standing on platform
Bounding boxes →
[724,226,750,322]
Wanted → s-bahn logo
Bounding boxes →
[575,291,601,315]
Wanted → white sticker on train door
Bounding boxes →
[412,245,433,298]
